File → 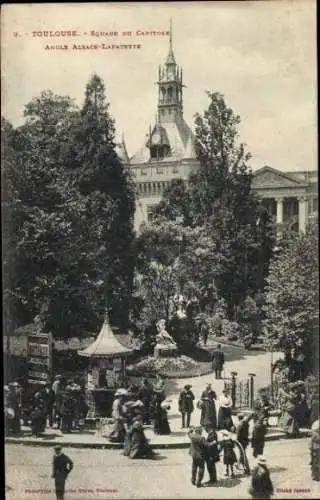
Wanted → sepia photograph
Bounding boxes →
[1,1,319,499]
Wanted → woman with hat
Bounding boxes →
[218,388,233,431]
[127,419,155,459]
[199,383,217,431]
[151,386,171,435]
[249,456,274,499]
[178,384,195,429]
[109,389,127,443]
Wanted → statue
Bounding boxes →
[154,319,177,358]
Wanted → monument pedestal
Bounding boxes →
[154,344,178,359]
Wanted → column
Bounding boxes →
[276,197,284,225]
[298,196,307,233]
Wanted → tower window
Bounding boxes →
[156,166,164,174]
[141,167,147,175]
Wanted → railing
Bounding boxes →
[224,372,256,411]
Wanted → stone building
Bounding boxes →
[116,25,318,233]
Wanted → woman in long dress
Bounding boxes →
[108,389,127,443]
[199,383,217,431]
[127,419,155,459]
[152,389,171,435]
[218,389,233,430]
[278,385,300,436]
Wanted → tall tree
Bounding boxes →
[69,74,136,330]
[147,92,275,318]
[263,222,319,375]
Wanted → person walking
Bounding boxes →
[188,427,207,487]
[178,385,195,429]
[204,428,220,485]
[199,383,217,431]
[52,445,73,500]
[251,417,267,458]
[249,456,274,499]
[108,389,127,443]
[211,344,225,379]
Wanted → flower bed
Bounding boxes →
[127,355,211,378]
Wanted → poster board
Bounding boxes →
[27,332,52,384]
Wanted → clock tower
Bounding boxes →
[156,19,184,124]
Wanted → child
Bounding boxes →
[221,430,237,477]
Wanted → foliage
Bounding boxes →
[2,76,135,338]
[263,222,319,373]
[135,92,275,343]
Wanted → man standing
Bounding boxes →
[188,427,207,487]
[139,378,154,425]
[52,446,73,500]
[211,344,225,379]
[249,456,274,499]
[178,384,195,429]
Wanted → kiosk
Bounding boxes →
[78,317,132,419]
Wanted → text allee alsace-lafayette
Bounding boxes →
[32,30,169,37]
[45,44,142,50]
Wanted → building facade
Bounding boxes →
[116,26,318,232]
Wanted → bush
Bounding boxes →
[127,354,201,377]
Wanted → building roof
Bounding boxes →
[130,119,197,165]
[78,319,132,358]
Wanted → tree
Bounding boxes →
[67,74,136,330]
[2,77,136,338]
[263,222,319,375]
[145,92,275,318]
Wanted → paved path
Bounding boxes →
[5,439,320,499]
[6,344,287,448]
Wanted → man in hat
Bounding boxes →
[52,445,73,500]
[188,426,207,487]
[249,456,274,499]
[178,384,195,429]
[211,344,225,380]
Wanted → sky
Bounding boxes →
[1,1,317,172]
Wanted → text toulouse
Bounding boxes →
[32,30,169,37]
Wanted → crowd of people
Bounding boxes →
[4,376,88,437]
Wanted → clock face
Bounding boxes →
[153,133,161,144]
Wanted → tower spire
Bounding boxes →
[166,18,176,65]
